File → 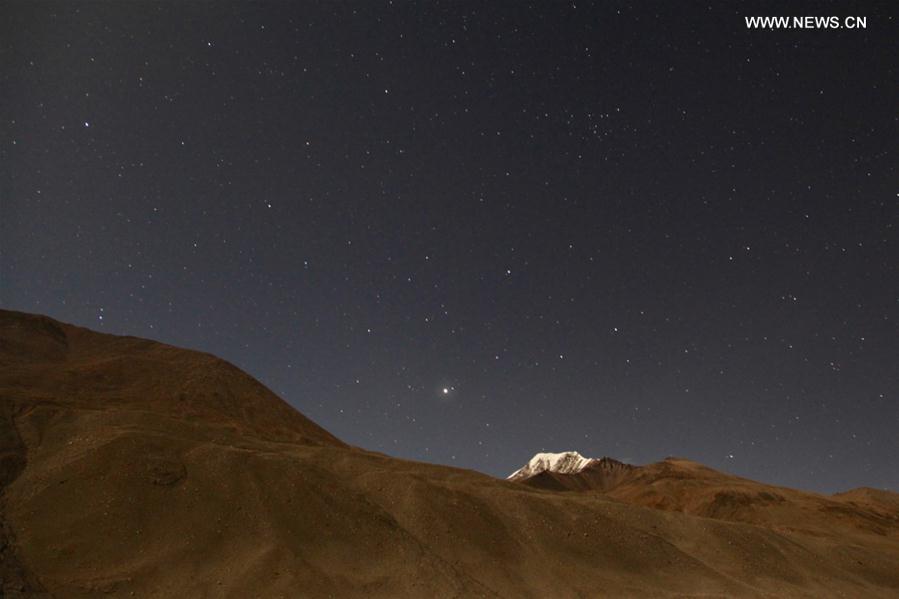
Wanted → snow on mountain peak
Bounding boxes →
[507,451,594,480]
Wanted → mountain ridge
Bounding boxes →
[2,309,898,598]
[508,451,899,539]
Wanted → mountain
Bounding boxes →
[509,451,638,492]
[509,452,899,539]
[2,309,899,598]
[508,450,595,478]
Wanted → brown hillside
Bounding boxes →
[0,310,342,448]
[604,458,899,538]
[2,309,898,598]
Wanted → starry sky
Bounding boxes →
[2,2,897,493]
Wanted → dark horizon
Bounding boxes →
[3,2,897,493]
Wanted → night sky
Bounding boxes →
[3,2,897,493]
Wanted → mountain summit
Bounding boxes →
[507,451,594,479]
[509,451,639,491]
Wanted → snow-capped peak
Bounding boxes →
[507,451,594,480]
